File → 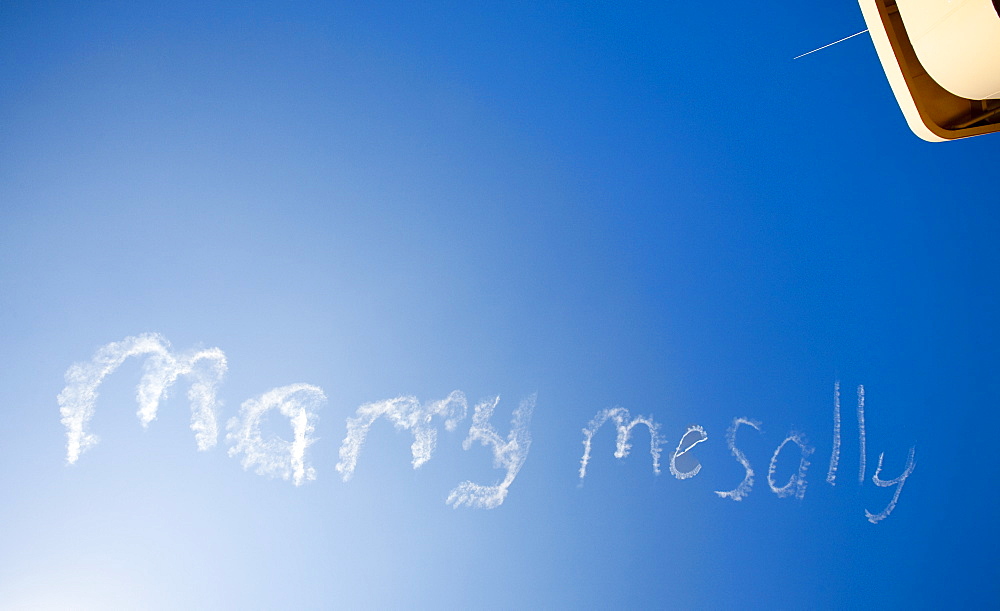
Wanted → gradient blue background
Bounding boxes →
[1,2,996,608]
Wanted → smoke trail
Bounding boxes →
[857,385,866,484]
[578,407,663,481]
[669,425,708,480]
[447,394,534,509]
[336,391,468,481]
[792,28,869,60]
[767,431,814,500]
[58,333,227,464]
[714,417,763,501]
[826,380,841,485]
[226,383,326,486]
[865,446,916,524]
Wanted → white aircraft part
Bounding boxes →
[896,0,1000,100]
[859,0,947,141]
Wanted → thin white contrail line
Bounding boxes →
[793,29,869,60]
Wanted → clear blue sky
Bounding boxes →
[1,1,996,608]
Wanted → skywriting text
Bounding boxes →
[58,333,914,521]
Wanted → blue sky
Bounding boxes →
[1,1,997,608]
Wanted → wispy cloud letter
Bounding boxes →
[226,383,326,486]
[767,431,814,500]
[826,380,841,485]
[865,446,916,524]
[336,391,468,481]
[578,407,663,481]
[59,333,227,464]
[447,394,534,509]
[714,417,763,501]
[669,424,708,480]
